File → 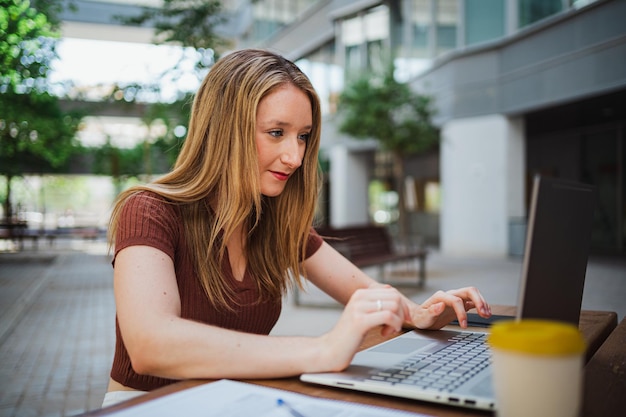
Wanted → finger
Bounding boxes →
[463,289,490,316]
[436,292,469,327]
[451,304,468,328]
[409,301,447,330]
[373,298,405,332]
[428,301,445,315]
[377,311,404,335]
[375,299,405,325]
[447,287,491,317]
[380,323,401,337]
[352,293,404,329]
[355,288,409,331]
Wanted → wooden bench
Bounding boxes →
[0,226,103,251]
[316,225,428,287]
[0,222,35,251]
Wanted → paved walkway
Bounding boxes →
[1,239,624,417]
[0,241,115,417]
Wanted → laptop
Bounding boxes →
[300,175,596,411]
[461,174,596,327]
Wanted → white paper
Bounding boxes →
[109,379,432,417]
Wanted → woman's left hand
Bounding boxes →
[402,287,492,330]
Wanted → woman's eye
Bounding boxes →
[269,130,283,137]
[298,132,311,142]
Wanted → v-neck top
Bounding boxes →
[110,191,323,391]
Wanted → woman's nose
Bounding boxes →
[280,138,303,169]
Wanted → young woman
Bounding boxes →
[103,49,491,407]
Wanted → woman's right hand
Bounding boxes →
[317,287,408,372]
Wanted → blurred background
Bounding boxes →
[1,2,625,416]
[2,0,625,258]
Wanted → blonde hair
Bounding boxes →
[108,49,322,308]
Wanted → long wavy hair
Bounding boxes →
[108,49,322,308]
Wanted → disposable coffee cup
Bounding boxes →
[487,319,586,417]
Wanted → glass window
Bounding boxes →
[363,6,389,42]
[393,0,434,81]
[465,0,505,46]
[435,0,458,54]
[296,42,343,116]
[370,150,396,224]
[367,40,386,73]
[410,0,431,58]
[345,44,362,78]
[342,15,364,47]
[341,6,389,76]
[251,0,319,42]
[519,0,563,28]
[369,179,399,225]
[424,181,441,213]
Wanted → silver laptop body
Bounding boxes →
[302,328,495,409]
[300,176,595,411]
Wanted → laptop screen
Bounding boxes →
[517,175,596,326]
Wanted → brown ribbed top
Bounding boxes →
[109,191,323,391]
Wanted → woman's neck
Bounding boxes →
[225,224,247,281]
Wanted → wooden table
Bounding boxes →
[82,307,618,417]
[583,316,626,417]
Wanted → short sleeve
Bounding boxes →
[304,227,323,259]
[114,191,180,262]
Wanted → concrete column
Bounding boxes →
[440,114,525,256]
[328,146,370,227]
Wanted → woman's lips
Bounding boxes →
[271,171,290,181]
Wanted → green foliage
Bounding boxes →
[115,0,225,70]
[0,0,82,220]
[108,0,225,105]
[104,1,225,177]
[141,94,192,168]
[0,0,82,177]
[338,71,439,155]
[0,0,57,93]
[86,95,191,178]
[338,69,439,236]
[90,139,144,178]
[0,90,83,174]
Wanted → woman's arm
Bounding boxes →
[303,241,492,330]
[301,241,379,304]
[114,245,405,381]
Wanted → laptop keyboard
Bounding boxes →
[365,332,490,391]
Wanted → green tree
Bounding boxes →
[85,93,191,186]
[0,0,82,223]
[115,0,225,84]
[99,0,224,183]
[91,138,143,195]
[338,69,439,245]
[117,0,224,50]
[140,95,191,173]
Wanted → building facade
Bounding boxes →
[58,0,626,256]
[253,0,626,257]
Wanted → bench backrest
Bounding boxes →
[316,225,393,262]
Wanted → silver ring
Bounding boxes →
[376,299,383,312]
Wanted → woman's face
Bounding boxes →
[255,84,312,197]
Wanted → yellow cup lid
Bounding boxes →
[487,319,586,355]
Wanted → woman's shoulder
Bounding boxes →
[114,189,183,258]
[121,190,179,217]
[125,189,172,205]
